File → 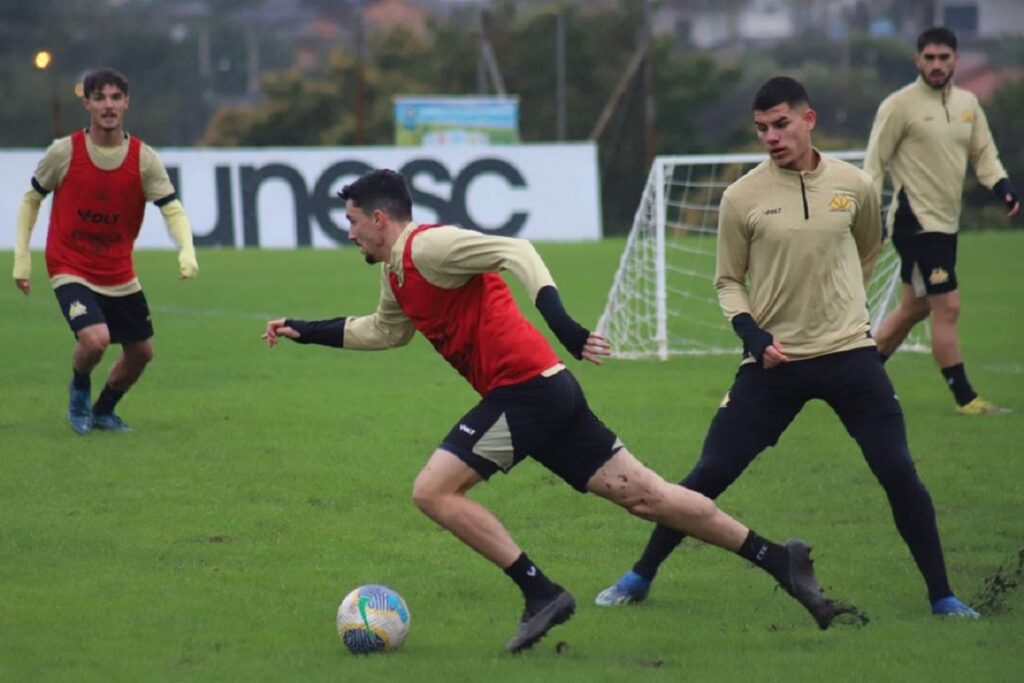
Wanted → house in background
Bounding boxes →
[934,0,1024,38]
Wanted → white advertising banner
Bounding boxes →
[1,143,601,250]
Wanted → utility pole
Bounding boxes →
[355,2,366,145]
[642,0,656,168]
[555,10,566,141]
[478,9,507,95]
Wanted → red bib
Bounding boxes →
[45,130,146,286]
[390,225,560,395]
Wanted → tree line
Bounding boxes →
[3,0,1021,232]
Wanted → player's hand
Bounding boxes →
[761,341,789,369]
[178,250,199,280]
[262,318,300,347]
[15,278,30,296]
[581,331,612,366]
[1005,194,1020,219]
[994,179,1020,219]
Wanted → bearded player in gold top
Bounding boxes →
[865,27,1019,416]
[596,77,978,619]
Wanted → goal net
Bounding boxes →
[596,152,929,359]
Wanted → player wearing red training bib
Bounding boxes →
[264,169,840,653]
[12,67,198,434]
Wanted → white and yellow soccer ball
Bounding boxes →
[336,584,411,654]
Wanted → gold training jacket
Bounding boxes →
[864,76,1008,235]
[715,153,880,363]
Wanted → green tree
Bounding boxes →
[201,2,741,233]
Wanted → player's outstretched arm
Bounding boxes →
[263,317,345,348]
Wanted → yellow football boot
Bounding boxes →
[956,397,1011,416]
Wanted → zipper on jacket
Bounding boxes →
[942,88,950,123]
[799,174,809,219]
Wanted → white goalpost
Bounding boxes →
[596,151,929,360]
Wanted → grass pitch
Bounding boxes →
[2,232,1022,682]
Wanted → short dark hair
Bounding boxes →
[339,169,413,221]
[752,76,810,112]
[83,68,129,98]
[917,27,957,52]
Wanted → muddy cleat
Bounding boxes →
[92,412,132,432]
[779,540,835,630]
[594,570,651,606]
[505,588,576,653]
[68,382,92,435]
[932,596,980,619]
[956,397,1010,416]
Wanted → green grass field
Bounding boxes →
[2,232,1022,682]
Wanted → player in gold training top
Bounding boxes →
[865,27,1019,415]
[264,169,839,653]
[12,67,198,434]
[596,77,979,619]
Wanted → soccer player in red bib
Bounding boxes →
[264,169,838,652]
[12,68,198,434]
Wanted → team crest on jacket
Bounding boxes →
[828,194,854,212]
[68,301,88,320]
[961,110,975,123]
[928,267,950,285]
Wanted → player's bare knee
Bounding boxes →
[411,480,452,519]
[78,332,110,357]
[410,480,436,515]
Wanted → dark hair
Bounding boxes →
[752,76,809,111]
[917,27,957,52]
[338,169,413,221]
[83,68,129,98]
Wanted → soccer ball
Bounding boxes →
[336,584,411,654]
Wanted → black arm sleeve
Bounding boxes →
[284,317,346,348]
[730,313,773,366]
[993,178,1019,210]
[535,285,589,360]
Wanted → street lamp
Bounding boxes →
[34,50,52,69]
[33,49,62,139]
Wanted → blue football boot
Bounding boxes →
[594,570,651,607]
[68,382,92,435]
[932,596,980,619]
[92,412,132,432]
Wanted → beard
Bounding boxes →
[920,67,954,89]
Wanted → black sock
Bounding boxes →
[633,524,686,581]
[503,552,560,603]
[941,363,976,406]
[92,384,126,416]
[737,530,789,585]
[72,370,91,391]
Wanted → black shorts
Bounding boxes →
[440,369,621,492]
[891,231,958,297]
[54,282,154,344]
